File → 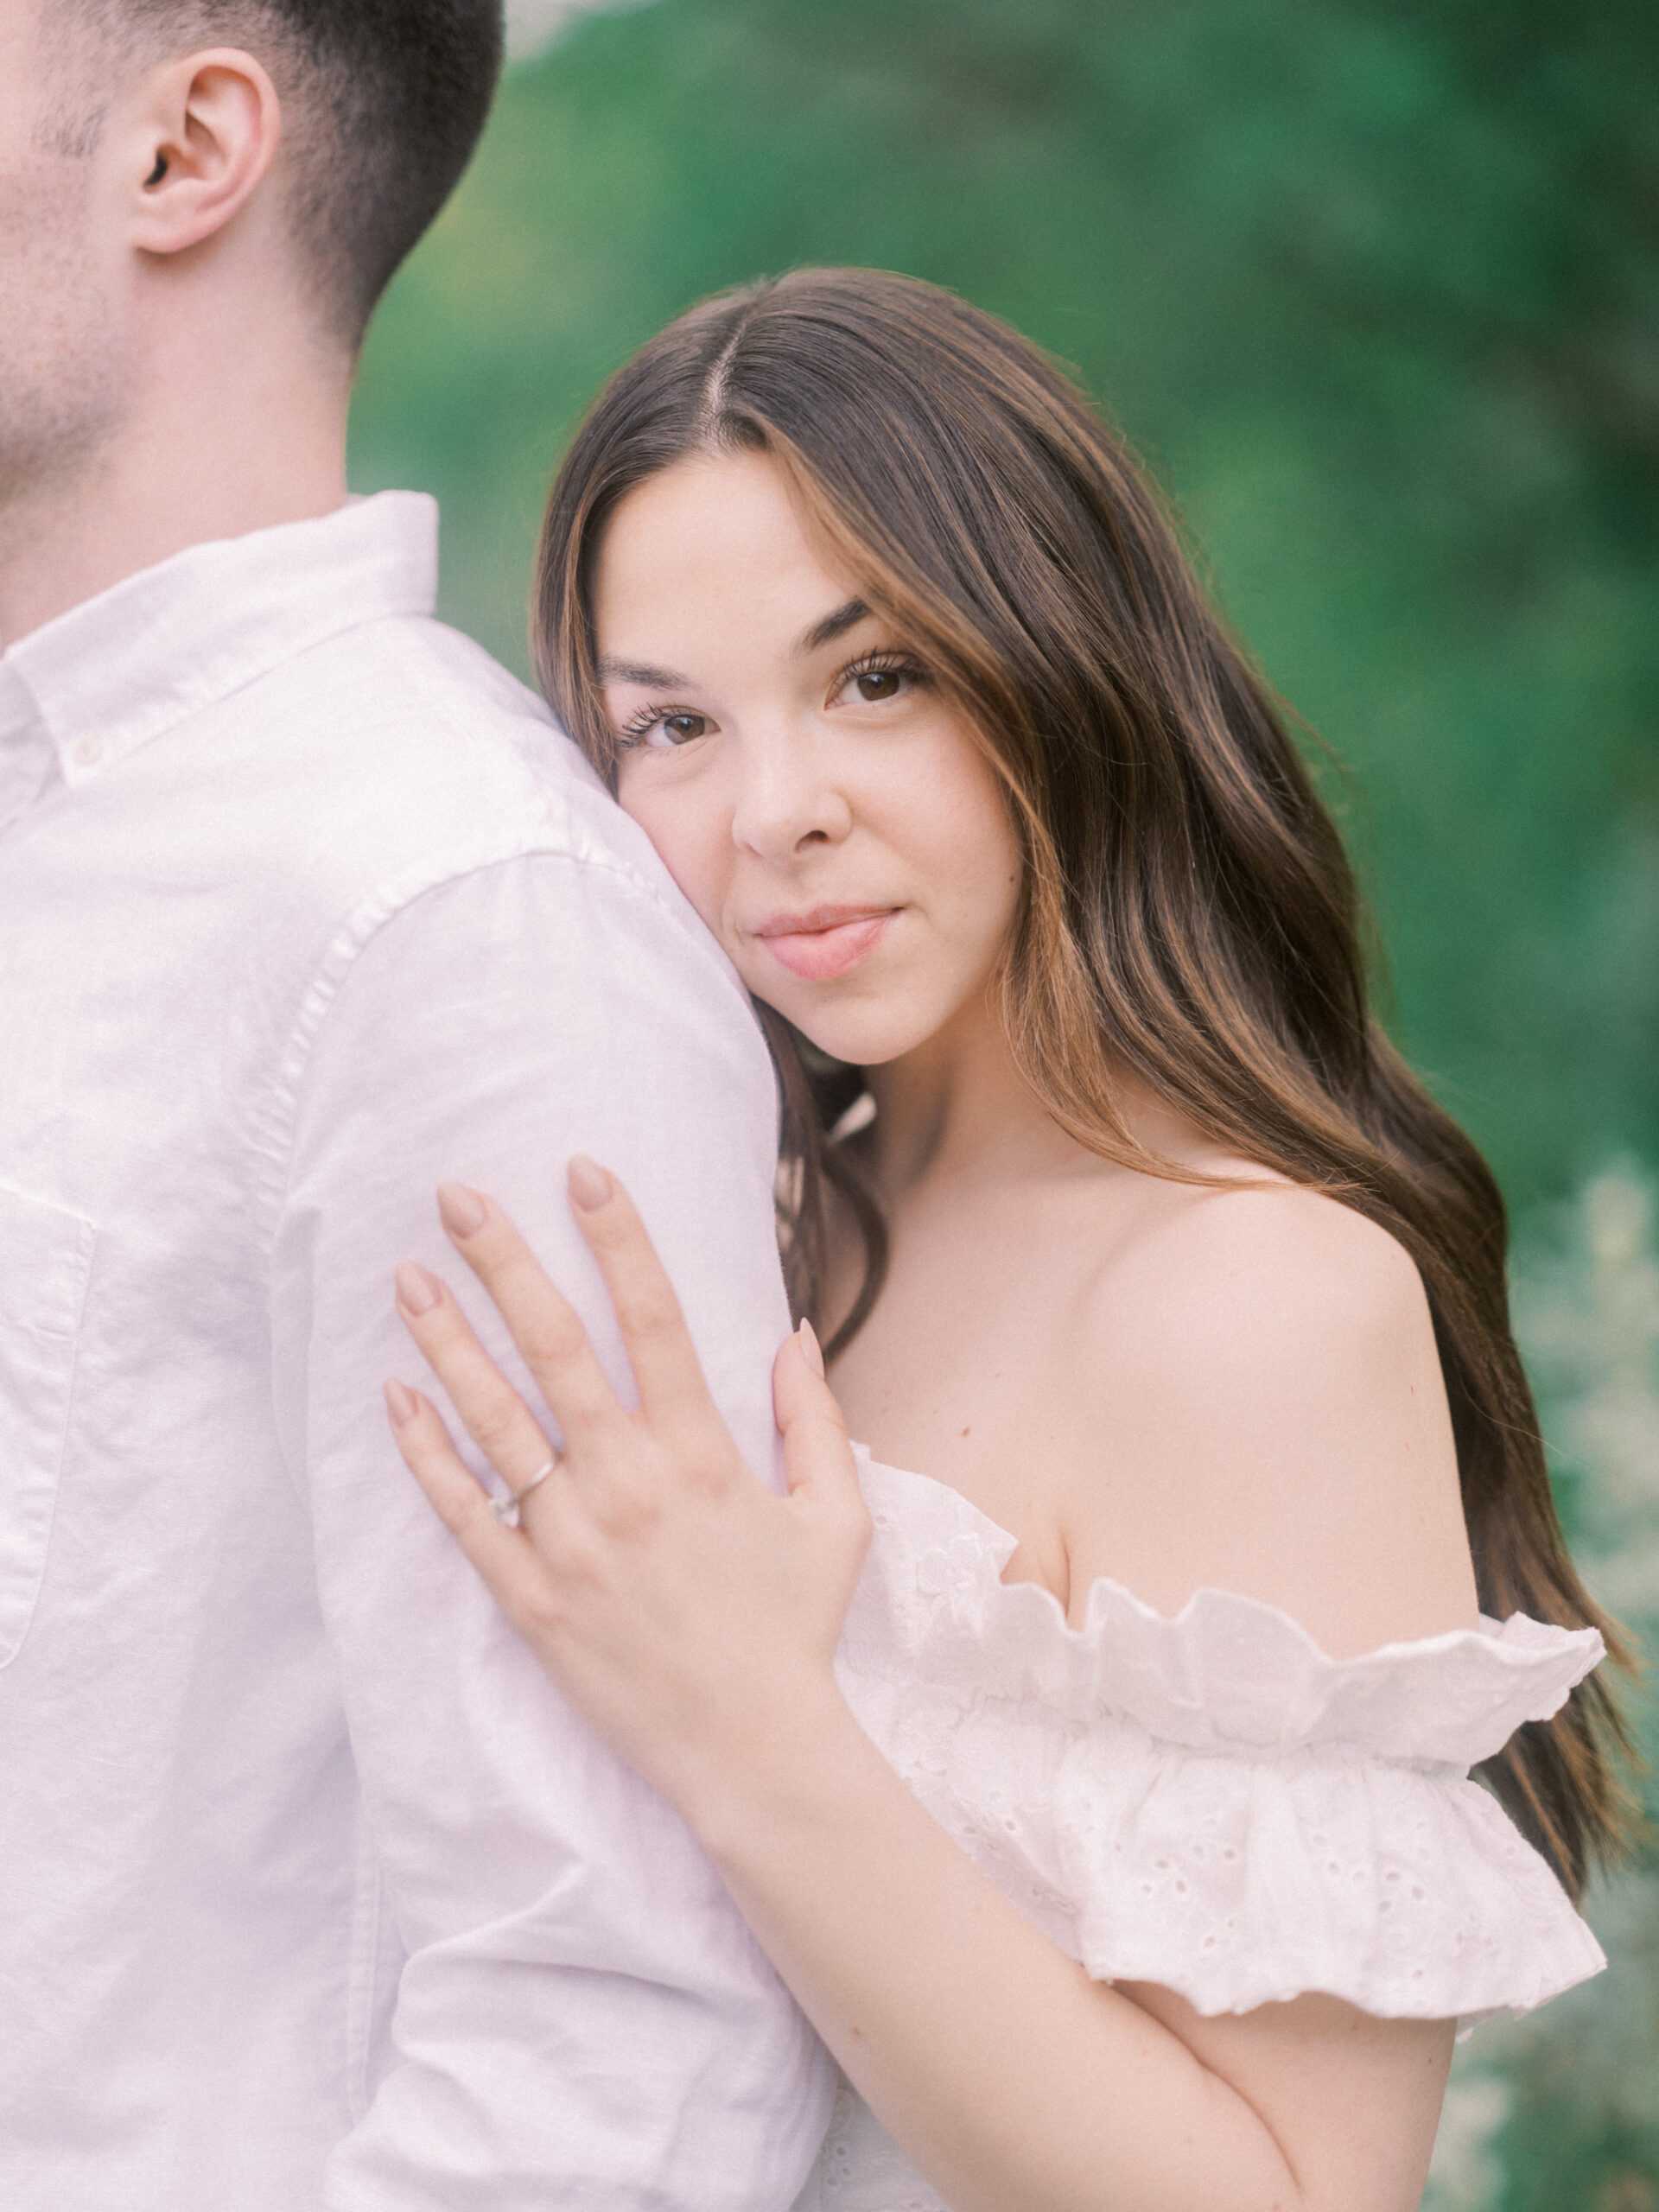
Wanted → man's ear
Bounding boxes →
[121,49,283,257]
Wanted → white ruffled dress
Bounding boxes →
[790,1451,1608,2212]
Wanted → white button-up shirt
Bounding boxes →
[0,495,834,2211]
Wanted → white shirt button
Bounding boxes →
[73,735,104,768]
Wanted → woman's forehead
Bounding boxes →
[596,454,868,658]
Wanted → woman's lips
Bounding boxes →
[753,906,898,982]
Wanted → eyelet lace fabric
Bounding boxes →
[789,1450,1607,2212]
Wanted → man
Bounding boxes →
[0,4,832,2205]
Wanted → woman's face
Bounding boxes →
[594,450,1023,1070]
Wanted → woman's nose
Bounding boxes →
[729,733,853,860]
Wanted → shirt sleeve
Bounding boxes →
[267,846,835,2210]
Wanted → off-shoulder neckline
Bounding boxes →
[852,1443,1602,1673]
[835,1449,1610,2031]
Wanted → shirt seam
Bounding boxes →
[345,1809,389,2128]
[0,1205,98,1674]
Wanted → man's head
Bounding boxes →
[0,0,501,526]
[46,2,505,346]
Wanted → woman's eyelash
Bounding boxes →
[841,650,930,688]
[617,704,669,746]
[616,702,710,749]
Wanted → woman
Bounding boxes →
[383,270,1627,2211]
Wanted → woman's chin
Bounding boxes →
[754,992,935,1072]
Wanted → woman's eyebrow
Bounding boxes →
[598,601,870,684]
[596,656,685,686]
[798,599,870,655]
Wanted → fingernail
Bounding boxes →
[568,1156,613,1211]
[798,1318,825,1378]
[384,1378,418,1427]
[395,1260,442,1315]
[437,1182,488,1238]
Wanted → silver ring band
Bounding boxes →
[492,1457,557,1529]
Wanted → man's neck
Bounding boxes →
[0,336,352,648]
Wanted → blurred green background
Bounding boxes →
[349,3,1659,2202]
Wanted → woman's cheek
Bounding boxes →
[620,785,727,938]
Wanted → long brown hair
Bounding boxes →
[533,266,1634,1897]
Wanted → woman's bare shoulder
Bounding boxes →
[1100,1166,1426,1313]
[1055,1172,1479,1656]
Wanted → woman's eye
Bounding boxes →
[623,709,712,750]
[658,712,709,745]
[837,658,925,708]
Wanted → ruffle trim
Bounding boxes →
[849,1450,1605,1766]
[1053,1720,1606,2025]
[839,1452,1608,2030]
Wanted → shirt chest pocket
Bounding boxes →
[0,1185,96,1669]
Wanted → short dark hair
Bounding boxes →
[65,1,505,346]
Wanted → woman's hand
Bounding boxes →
[384,1158,872,1827]
[384,1164,1445,2212]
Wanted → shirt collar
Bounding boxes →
[0,492,439,817]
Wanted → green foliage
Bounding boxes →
[1452,1172,1659,2212]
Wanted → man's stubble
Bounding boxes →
[0,95,130,574]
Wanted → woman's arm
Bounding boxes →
[681,1676,1451,2212]
[386,1166,1451,2212]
